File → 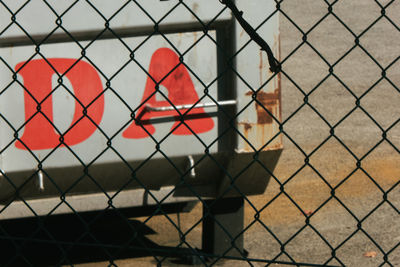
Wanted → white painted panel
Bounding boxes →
[0,0,230,40]
[0,31,219,172]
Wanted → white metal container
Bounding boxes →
[0,0,281,218]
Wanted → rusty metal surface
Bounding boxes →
[238,86,282,152]
[235,3,282,153]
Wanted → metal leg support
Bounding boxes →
[202,197,245,258]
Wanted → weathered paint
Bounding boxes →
[238,71,282,152]
[235,0,281,154]
[237,64,282,151]
[245,89,280,124]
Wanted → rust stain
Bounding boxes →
[191,3,199,20]
[177,32,182,47]
[238,122,253,147]
[193,31,198,42]
[246,89,280,124]
[277,72,282,123]
[275,32,282,122]
[238,120,282,152]
[259,50,263,86]
[192,3,199,13]
[241,86,282,152]
[240,31,282,152]
[242,122,252,131]
[256,90,279,124]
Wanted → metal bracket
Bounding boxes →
[187,155,196,179]
[37,170,45,192]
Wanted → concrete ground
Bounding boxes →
[76,0,400,266]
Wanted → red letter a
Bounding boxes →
[15,59,104,150]
[123,48,214,139]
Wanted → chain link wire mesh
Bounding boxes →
[0,0,399,266]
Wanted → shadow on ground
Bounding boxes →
[0,203,202,266]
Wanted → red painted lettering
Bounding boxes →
[123,48,214,139]
[15,59,104,150]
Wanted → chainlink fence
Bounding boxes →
[0,0,399,266]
